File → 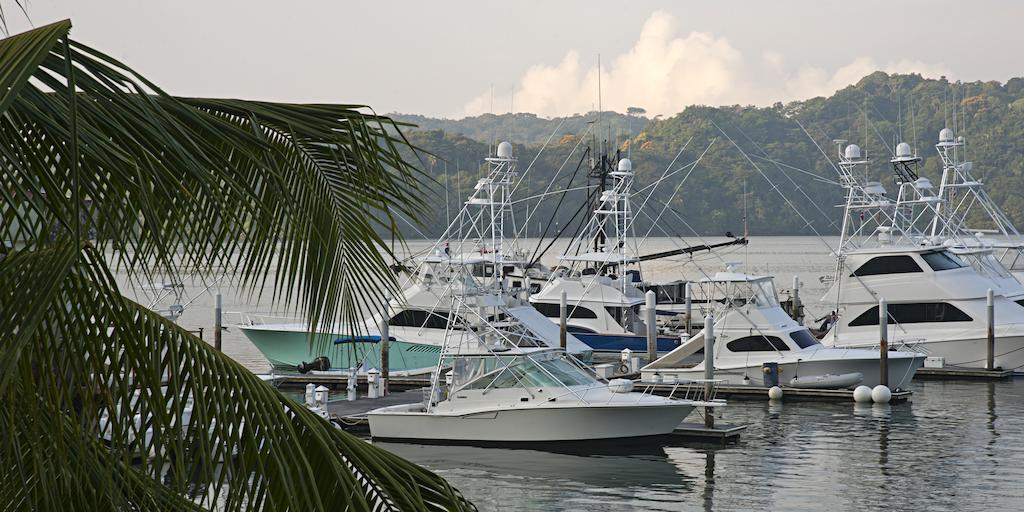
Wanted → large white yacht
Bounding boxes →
[238,142,585,373]
[819,141,1024,370]
[642,267,924,389]
[367,295,697,442]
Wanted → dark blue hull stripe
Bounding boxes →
[574,333,679,352]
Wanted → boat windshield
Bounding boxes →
[959,252,1012,280]
[789,328,821,349]
[922,250,966,271]
[752,280,779,307]
[454,352,596,391]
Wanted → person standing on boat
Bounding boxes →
[816,311,837,333]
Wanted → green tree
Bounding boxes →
[0,20,472,510]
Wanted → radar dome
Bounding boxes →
[496,141,513,158]
[939,128,954,143]
[844,144,862,159]
[895,142,912,158]
[617,158,633,172]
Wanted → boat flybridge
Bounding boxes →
[642,266,924,389]
[366,293,698,443]
[928,128,1024,292]
[819,141,1024,371]
[238,141,584,373]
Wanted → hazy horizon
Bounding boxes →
[5,1,1022,118]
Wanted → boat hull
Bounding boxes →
[239,326,441,372]
[367,402,695,442]
[646,355,924,390]
[833,335,1024,372]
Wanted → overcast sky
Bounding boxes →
[6,1,1022,117]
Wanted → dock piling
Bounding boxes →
[559,290,567,350]
[646,290,657,364]
[380,315,389,396]
[879,298,888,387]
[704,313,715,429]
[987,288,995,370]
[792,276,803,325]
[684,283,692,336]
[214,292,222,352]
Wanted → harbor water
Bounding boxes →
[379,378,1024,511]
[123,236,1024,510]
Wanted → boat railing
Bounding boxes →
[860,337,929,354]
[228,311,304,326]
[633,378,724,404]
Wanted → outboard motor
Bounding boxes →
[297,356,331,374]
[762,362,780,387]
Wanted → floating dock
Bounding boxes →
[672,423,746,445]
[641,383,912,402]
[268,372,912,403]
[265,373,429,390]
[913,367,1015,380]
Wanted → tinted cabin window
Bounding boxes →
[567,325,597,334]
[1016,299,1024,309]
[726,336,789,352]
[606,306,624,325]
[388,309,455,329]
[850,255,923,277]
[472,264,495,278]
[849,302,973,327]
[532,302,598,319]
[922,251,965,271]
[789,329,821,348]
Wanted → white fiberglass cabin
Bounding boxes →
[822,246,1024,371]
[367,299,695,443]
[529,270,681,353]
[643,269,924,390]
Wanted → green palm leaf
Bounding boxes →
[1,20,472,511]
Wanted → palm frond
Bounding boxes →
[1,20,472,511]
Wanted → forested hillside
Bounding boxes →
[392,72,1024,238]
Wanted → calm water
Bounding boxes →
[122,236,1024,510]
[380,379,1024,511]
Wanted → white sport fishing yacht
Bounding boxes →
[367,294,698,442]
[238,142,584,373]
[642,267,924,389]
[820,141,1024,370]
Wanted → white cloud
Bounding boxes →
[459,11,951,117]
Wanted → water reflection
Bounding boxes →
[701,449,715,512]
[375,439,705,511]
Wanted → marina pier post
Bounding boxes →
[380,315,390,396]
[879,298,888,387]
[791,276,802,325]
[684,282,692,336]
[214,292,223,352]
[646,290,657,364]
[704,313,715,429]
[987,288,995,370]
[559,290,567,350]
